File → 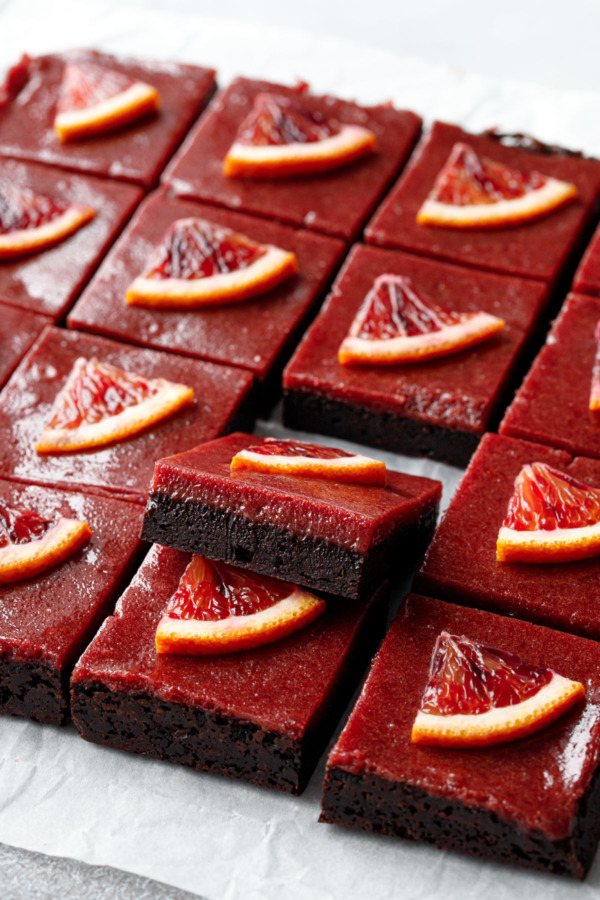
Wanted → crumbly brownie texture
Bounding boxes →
[67,191,345,387]
[0,479,143,725]
[416,433,600,639]
[71,545,388,794]
[0,305,48,389]
[365,120,600,284]
[282,244,548,465]
[500,293,600,460]
[320,594,600,878]
[142,432,442,599]
[162,76,422,241]
[0,158,143,321]
[142,490,437,601]
[0,327,254,504]
[0,50,216,187]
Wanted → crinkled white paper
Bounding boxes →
[1,2,600,897]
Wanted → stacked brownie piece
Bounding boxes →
[70,431,442,793]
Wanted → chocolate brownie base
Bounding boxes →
[283,389,480,469]
[0,659,68,725]
[142,493,437,601]
[71,584,387,794]
[320,765,600,879]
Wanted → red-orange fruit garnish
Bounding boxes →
[417,142,577,228]
[155,555,325,655]
[125,217,298,308]
[0,178,94,258]
[411,630,584,748]
[36,357,194,454]
[54,61,160,142]
[230,437,386,485]
[589,320,600,411]
[338,274,504,365]
[223,92,377,179]
[497,462,600,563]
[0,501,92,584]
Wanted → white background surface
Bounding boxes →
[2,1,600,897]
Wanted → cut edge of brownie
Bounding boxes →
[141,492,437,600]
[0,658,69,725]
[319,764,600,879]
[282,388,481,469]
[71,582,389,794]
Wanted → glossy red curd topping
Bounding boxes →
[0,179,69,232]
[164,557,290,621]
[234,93,337,146]
[0,478,142,667]
[57,61,135,114]
[72,543,381,736]
[48,358,159,430]
[149,432,441,554]
[0,502,53,547]
[141,218,266,281]
[421,630,551,716]
[246,438,353,460]
[328,594,600,841]
[416,434,600,640]
[432,142,545,206]
[503,462,600,532]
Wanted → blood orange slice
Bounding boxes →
[125,217,298,308]
[497,462,600,563]
[35,357,194,454]
[417,142,577,228]
[156,555,325,655]
[230,437,386,485]
[589,321,600,411]
[54,61,160,142]
[223,93,377,179]
[411,631,584,748]
[0,178,94,258]
[338,274,504,365]
[0,500,91,584]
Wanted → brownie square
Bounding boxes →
[365,122,600,284]
[162,77,422,241]
[0,327,254,504]
[416,432,600,639]
[321,594,600,878]
[573,222,600,296]
[0,303,47,388]
[67,191,345,388]
[0,478,143,725]
[500,293,600,459]
[0,157,142,320]
[283,244,548,467]
[0,50,216,188]
[71,543,387,794]
[141,431,441,600]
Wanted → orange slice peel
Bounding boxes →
[54,61,160,142]
[497,462,600,563]
[36,357,194,454]
[223,93,377,179]
[0,178,94,259]
[338,274,504,366]
[230,438,386,485]
[155,556,325,655]
[125,217,298,309]
[411,631,584,748]
[417,142,577,229]
[0,502,91,584]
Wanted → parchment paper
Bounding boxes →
[1,2,600,897]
